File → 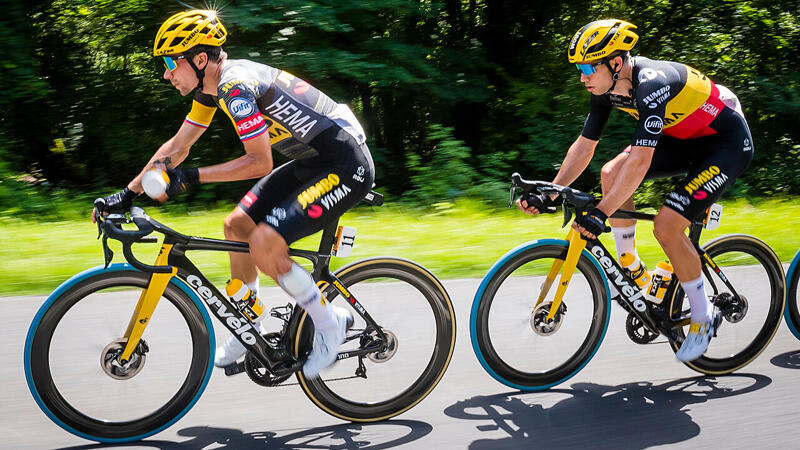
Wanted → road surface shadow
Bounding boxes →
[55,419,432,449]
[770,349,800,369]
[445,374,770,449]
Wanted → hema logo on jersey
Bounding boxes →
[229,98,255,118]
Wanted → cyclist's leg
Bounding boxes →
[601,149,638,259]
[602,139,689,261]
[225,161,299,291]
[215,162,301,367]
[249,129,374,376]
[655,107,753,360]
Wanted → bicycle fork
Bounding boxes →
[534,228,586,322]
[119,244,176,363]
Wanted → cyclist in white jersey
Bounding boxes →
[93,10,374,377]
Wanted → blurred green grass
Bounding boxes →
[1,198,798,296]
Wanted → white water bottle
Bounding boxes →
[645,261,674,304]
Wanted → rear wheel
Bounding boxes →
[292,258,456,421]
[668,235,785,374]
[24,267,213,443]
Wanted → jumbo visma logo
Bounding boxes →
[298,174,340,209]
[684,165,721,199]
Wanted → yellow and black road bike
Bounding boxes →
[25,191,456,443]
[470,174,784,391]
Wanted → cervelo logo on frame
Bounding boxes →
[590,245,647,312]
[187,275,257,345]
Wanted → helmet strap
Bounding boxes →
[602,58,621,95]
[186,54,208,92]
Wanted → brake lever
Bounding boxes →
[562,200,573,228]
[102,234,114,268]
[508,184,519,208]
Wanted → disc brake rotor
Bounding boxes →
[530,302,567,336]
[100,338,147,380]
[367,329,398,363]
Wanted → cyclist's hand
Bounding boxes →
[573,207,608,239]
[516,192,556,216]
[164,166,200,198]
[91,187,136,223]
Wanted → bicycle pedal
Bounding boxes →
[223,361,246,376]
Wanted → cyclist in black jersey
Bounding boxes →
[92,10,375,378]
[517,19,753,362]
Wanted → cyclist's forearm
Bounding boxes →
[197,152,273,183]
[595,146,652,215]
[552,137,596,189]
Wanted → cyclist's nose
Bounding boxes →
[163,68,172,80]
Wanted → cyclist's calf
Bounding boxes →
[249,223,293,280]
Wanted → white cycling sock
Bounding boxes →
[612,225,637,261]
[245,277,259,298]
[681,276,712,324]
[277,263,337,330]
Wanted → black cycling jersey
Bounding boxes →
[581,56,727,148]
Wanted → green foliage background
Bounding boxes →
[0,0,798,217]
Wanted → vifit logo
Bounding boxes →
[590,245,647,312]
[187,275,257,345]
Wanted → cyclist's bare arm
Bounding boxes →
[196,132,273,183]
[128,121,207,193]
[593,145,654,216]
[551,135,598,189]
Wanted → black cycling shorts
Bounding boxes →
[626,106,753,221]
[238,126,375,244]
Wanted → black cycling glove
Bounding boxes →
[521,192,556,213]
[165,167,200,198]
[95,187,137,215]
[575,207,608,237]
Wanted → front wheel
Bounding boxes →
[470,240,611,391]
[24,265,214,443]
[668,235,785,374]
[292,257,456,422]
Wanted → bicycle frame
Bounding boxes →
[103,204,388,377]
[536,208,745,341]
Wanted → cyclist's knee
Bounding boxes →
[249,223,291,278]
[653,208,689,243]
[224,208,255,240]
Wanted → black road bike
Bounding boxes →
[24,191,456,443]
[470,174,784,391]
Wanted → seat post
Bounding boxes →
[317,218,341,254]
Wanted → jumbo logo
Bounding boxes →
[297,174,340,209]
[684,166,721,195]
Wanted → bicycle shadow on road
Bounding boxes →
[54,419,432,450]
[444,374,770,450]
[770,350,800,369]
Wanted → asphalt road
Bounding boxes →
[3,272,800,449]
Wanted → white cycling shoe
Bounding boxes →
[676,309,721,362]
[214,322,265,368]
[303,306,353,379]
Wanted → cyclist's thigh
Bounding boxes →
[663,108,753,221]
[267,129,374,245]
[238,160,301,225]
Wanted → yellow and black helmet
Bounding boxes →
[567,19,638,63]
[153,9,227,57]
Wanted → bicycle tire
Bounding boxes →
[668,234,785,374]
[782,249,800,340]
[291,257,456,422]
[470,240,611,391]
[24,264,214,443]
